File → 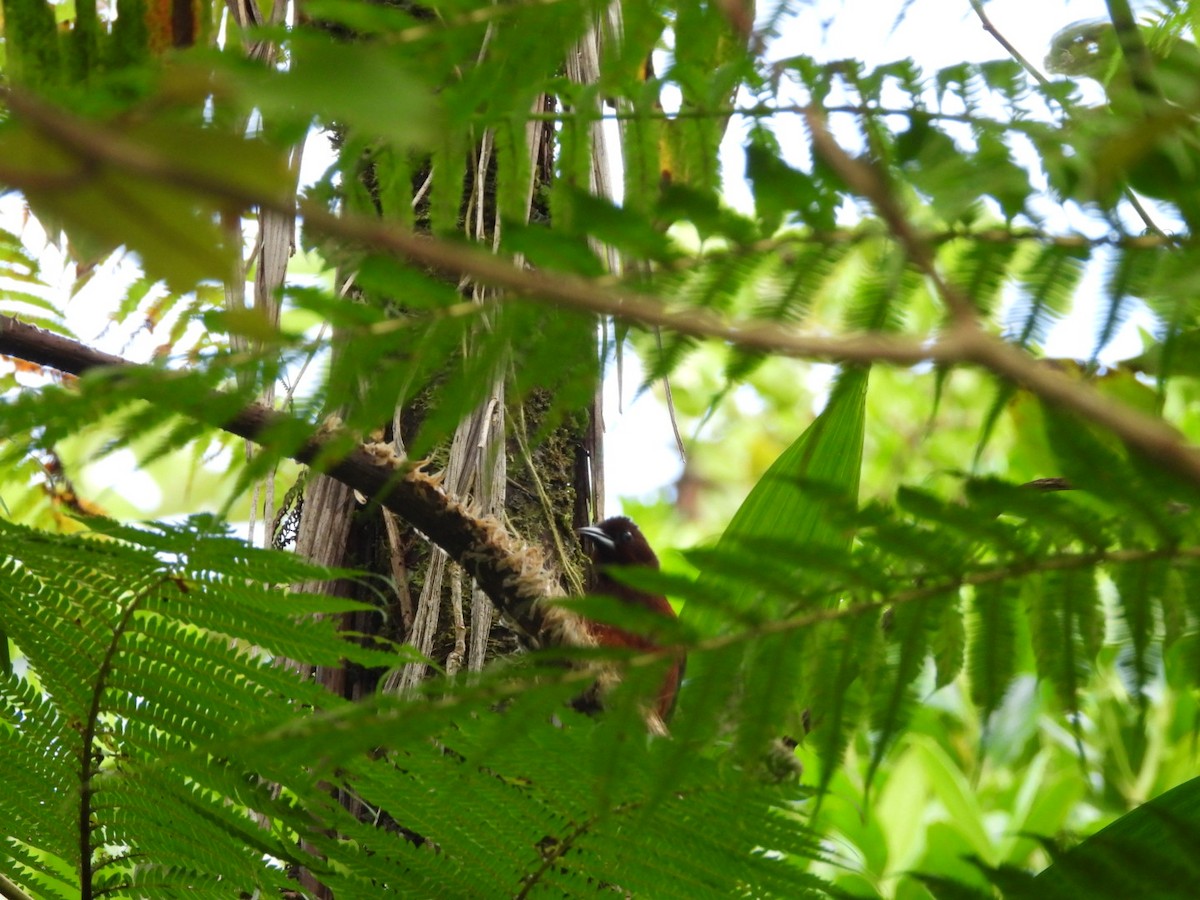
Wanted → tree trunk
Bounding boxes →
[280,13,621,897]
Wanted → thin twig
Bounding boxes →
[969,0,1053,88]
[609,541,1200,679]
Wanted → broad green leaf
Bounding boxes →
[1015,776,1200,899]
[679,367,868,765]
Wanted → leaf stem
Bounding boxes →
[78,576,169,899]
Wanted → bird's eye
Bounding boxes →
[618,530,633,543]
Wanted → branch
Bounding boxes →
[6,90,1200,490]
[0,315,584,651]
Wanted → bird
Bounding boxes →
[577,516,684,724]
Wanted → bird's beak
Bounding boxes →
[578,525,615,550]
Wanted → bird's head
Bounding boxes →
[577,516,682,724]
[578,516,660,570]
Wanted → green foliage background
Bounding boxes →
[4,0,1200,897]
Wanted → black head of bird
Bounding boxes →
[578,516,683,722]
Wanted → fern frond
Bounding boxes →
[841,244,916,334]
[965,476,1113,550]
[0,515,382,895]
[804,611,880,799]
[865,589,949,797]
[1026,567,1101,715]
[1008,243,1087,348]
[1112,557,1167,705]
[1092,246,1140,363]
[968,580,1020,722]
[931,590,966,688]
[944,235,1019,319]
[1040,404,1178,542]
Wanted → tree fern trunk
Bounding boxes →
[283,8,616,894]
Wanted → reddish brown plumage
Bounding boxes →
[578,516,684,722]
